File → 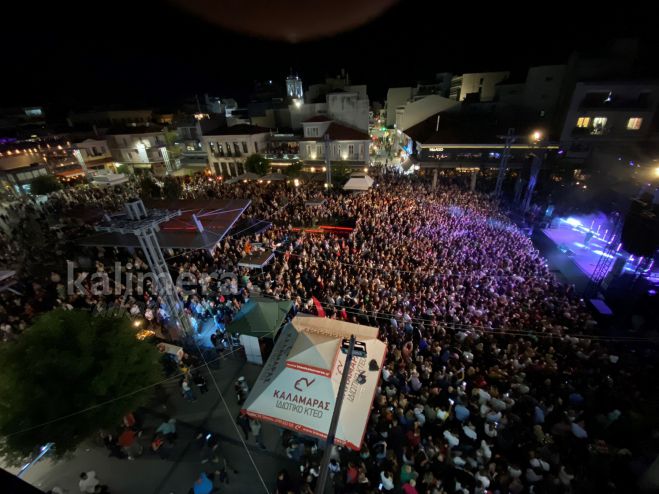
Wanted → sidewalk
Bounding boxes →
[8,355,296,494]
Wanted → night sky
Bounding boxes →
[2,1,655,111]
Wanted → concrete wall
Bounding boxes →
[327,92,369,132]
[457,72,510,102]
[289,103,328,130]
[386,87,414,127]
[396,95,461,131]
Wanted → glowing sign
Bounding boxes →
[428,147,444,152]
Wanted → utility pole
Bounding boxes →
[494,128,515,198]
[324,133,332,188]
[315,335,355,494]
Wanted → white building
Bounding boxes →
[385,87,414,127]
[202,124,271,176]
[299,116,370,169]
[450,71,510,102]
[327,87,370,132]
[105,124,177,176]
[395,94,461,132]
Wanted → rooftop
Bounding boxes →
[302,122,370,141]
[203,124,271,136]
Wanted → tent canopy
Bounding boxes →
[243,314,386,451]
[225,172,261,184]
[261,172,288,181]
[343,174,374,191]
[227,297,293,339]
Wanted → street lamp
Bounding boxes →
[532,130,542,142]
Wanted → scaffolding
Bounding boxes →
[95,199,192,336]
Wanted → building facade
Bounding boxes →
[559,81,659,160]
[450,71,510,102]
[298,116,370,169]
[105,124,178,176]
[201,124,271,176]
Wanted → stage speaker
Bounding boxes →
[621,199,659,257]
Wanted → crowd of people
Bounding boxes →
[1,172,658,493]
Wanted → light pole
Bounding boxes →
[315,335,356,494]
[494,128,515,198]
[520,131,545,213]
[324,133,332,188]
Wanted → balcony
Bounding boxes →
[579,93,651,110]
[264,152,300,161]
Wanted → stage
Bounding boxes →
[540,213,658,289]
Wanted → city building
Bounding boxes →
[327,87,370,132]
[395,94,460,132]
[201,124,271,176]
[398,112,558,176]
[298,116,370,170]
[105,123,179,175]
[0,144,49,197]
[559,81,659,161]
[385,87,414,127]
[449,71,510,102]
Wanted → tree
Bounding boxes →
[284,160,303,177]
[116,164,131,175]
[244,153,271,175]
[163,176,182,200]
[140,175,161,198]
[0,310,163,463]
[29,175,62,195]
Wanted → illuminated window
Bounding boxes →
[576,117,590,128]
[627,117,643,130]
[591,117,607,135]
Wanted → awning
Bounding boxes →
[343,174,374,191]
[238,249,275,269]
[226,297,293,339]
[243,314,386,451]
[261,172,288,181]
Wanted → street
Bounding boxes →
[6,354,296,494]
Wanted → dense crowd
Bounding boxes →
[1,173,657,494]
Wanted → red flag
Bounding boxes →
[312,296,326,318]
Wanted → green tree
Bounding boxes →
[140,175,161,198]
[163,176,182,200]
[0,310,163,463]
[116,164,131,175]
[332,165,351,186]
[284,160,303,177]
[244,153,271,175]
[29,175,62,195]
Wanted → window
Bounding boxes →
[254,142,258,153]
[348,144,354,156]
[242,142,248,153]
[234,142,240,154]
[627,117,643,130]
[209,142,216,154]
[307,127,319,137]
[218,143,224,156]
[591,117,608,135]
[576,117,590,128]
[317,144,323,157]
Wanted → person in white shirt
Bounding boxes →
[380,470,395,491]
[78,471,99,493]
